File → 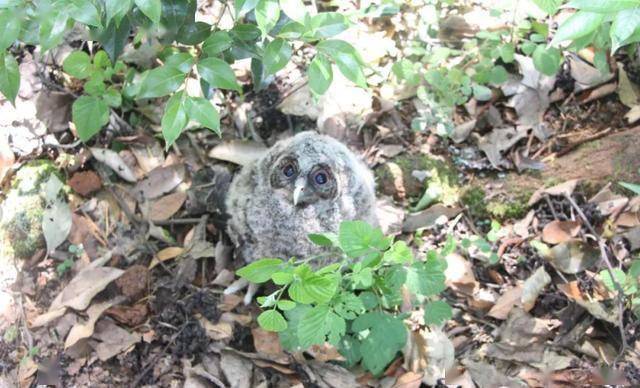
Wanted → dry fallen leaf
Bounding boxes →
[402,205,461,232]
[134,164,185,199]
[542,220,581,244]
[208,140,267,166]
[90,148,137,183]
[545,240,600,274]
[67,171,102,196]
[487,285,523,320]
[220,351,253,388]
[403,328,454,385]
[486,308,553,364]
[65,296,125,349]
[528,179,579,205]
[444,253,478,295]
[521,266,551,311]
[200,316,234,341]
[147,191,187,221]
[251,328,285,357]
[0,134,15,182]
[90,319,141,361]
[149,247,184,269]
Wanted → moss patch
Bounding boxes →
[461,186,530,222]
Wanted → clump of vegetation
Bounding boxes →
[599,260,640,319]
[236,221,451,375]
[461,186,528,222]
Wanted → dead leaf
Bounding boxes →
[617,64,640,108]
[308,343,345,362]
[0,134,15,182]
[376,196,405,235]
[528,179,579,205]
[130,142,165,174]
[402,205,461,232]
[393,371,423,388]
[42,175,72,253]
[134,164,185,199]
[558,282,618,324]
[477,126,529,169]
[115,265,149,300]
[208,140,267,166]
[545,240,600,274]
[451,120,476,143]
[68,171,102,196]
[403,328,454,385]
[463,359,527,388]
[569,55,614,91]
[65,296,125,349]
[90,319,141,361]
[149,247,184,269]
[90,148,137,183]
[580,82,617,104]
[220,351,253,388]
[307,360,359,388]
[200,316,234,341]
[18,357,37,388]
[513,210,535,238]
[488,285,523,320]
[521,266,551,311]
[145,191,187,221]
[622,226,640,250]
[486,309,553,363]
[625,105,640,124]
[542,220,581,244]
[105,303,148,327]
[251,328,284,357]
[444,253,478,295]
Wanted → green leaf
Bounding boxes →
[272,271,294,285]
[135,0,162,24]
[307,232,338,247]
[161,92,188,149]
[278,21,305,39]
[620,181,640,195]
[63,51,93,79]
[551,11,605,46]
[93,17,131,62]
[333,293,365,320]
[164,52,194,73]
[184,96,220,135]
[288,271,339,304]
[404,259,446,297]
[532,0,562,14]
[520,40,537,55]
[255,0,280,36]
[197,57,241,91]
[352,267,373,289]
[202,31,232,56]
[230,24,261,41]
[65,0,102,27]
[0,53,20,105]
[279,305,311,350]
[137,66,186,99]
[338,221,390,262]
[308,12,350,39]
[489,65,508,84]
[565,0,639,12]
[308,55,333,95]
[532,44,562,75]
[93,51,112,69]
[279,0,306,23]
[72,96,109,142]
[598,268,627,293]
[472,84,492,101]
[237,258,284,283]
[264,38,292,75]
[235,0,259,17]
[105,0,133,25]
[424,300,452,325]
[352,312,407,375]
[103,87,122,107]
[0,9,21,50]
[499,43,515,63]
[317,39,366,88]
[297,305,346,348]
[383,241,413,264]
[177,21,211,45]
[257,310,288,332]
[277,300,296,311]
[611,8,640,51]
[39,11,69,52]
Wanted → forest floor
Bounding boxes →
[1,1,640,388]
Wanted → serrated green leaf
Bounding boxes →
[63,51,93,79]
[65,0,101,27]
[405,259,446,297]
[103,87,122,107]
[383,241,413,264]
[500,43,515,63]
[532,0,562,14]
[338,335,362,367]
[333,292,365,320]
[135,0,162,24]
[352,267,373,289]
[532,44,562,75]
[84,74,106,96]
[307,232,338,247]
[197,57,241,91]
[202,31,232,56]
[0,52,20,105]
[352,312,407,375]
[237,258,284,283]
[264,38,292,75]
[137,66,186,99]
[93,51,112,69]
[279,0,306,23]
[255,0,280,36]
[297,305,345,348]
[551,11,604,46]
[339,221,390,261]
[72,96,109,142]
[105,0,133,25]
[598,268,628,293]
[280,305,311,350]
[0,9,21,50]
[565,0,639,12]
[161,92,188,149]
[359,291,378,309]
[258,310,288,332]
[184,96,220,135]
[308,55,333,95]
[277,300,296,311]
[272,271,294,285]
[317,39,366,88]
[424,300,452,325]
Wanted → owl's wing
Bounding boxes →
[225,163,259,262]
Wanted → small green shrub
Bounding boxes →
[236,220,451,375]
[598,260,640,318]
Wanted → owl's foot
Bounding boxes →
[222,278,259,305]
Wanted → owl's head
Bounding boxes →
[260,131,369,208]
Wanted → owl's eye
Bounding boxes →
[283,163,295,178]
[314,171,328,185]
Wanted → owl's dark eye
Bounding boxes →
[314,171,328,185]
[283,163,295,178]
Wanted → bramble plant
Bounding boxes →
[0,0,365,148]
[598,260,640,319]
[236,221,451,375]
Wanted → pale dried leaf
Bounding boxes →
[147,191,187,221]
[402,205,461,232]
[208,140,267,166]
[617,64,640,108]
[521,266,551,311]
[200,316,234,341]
[545,240,600,274]
[308,360,359,388]
[404,328,454,386]
[477,126,528,169]
[542,220,581,244]
[488,285,523,320]
[220,351,253,388]
[463,359,527,388]
[149,247,184,269]
[528,179,579,205]
[42,197,72,253]
[251,328,284,357]
[376,196,405,235]
[130,142,165,174]
[569,55,614,91]
[134,164,185,199]
[90,148,137,183]
[91,319,141,361]
[65,296,124,349]
[625,105,640,124]
[0,134,15,181]
[444,253,478,295]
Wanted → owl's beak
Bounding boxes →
[293,179,308,207]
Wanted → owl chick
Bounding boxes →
[225,131,377,267]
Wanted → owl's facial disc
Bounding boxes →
[292,164,337,207]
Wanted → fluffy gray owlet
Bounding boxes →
[225,131,377,266]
